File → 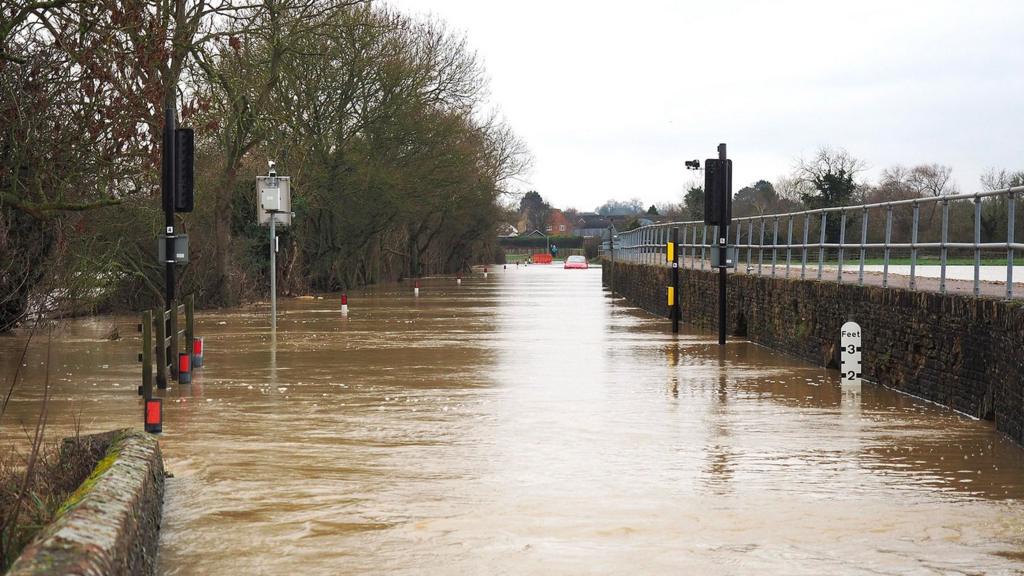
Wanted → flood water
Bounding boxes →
[2,265,1024,574]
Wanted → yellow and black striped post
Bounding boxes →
[668,227,680,333]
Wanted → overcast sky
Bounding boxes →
[388,0,1024,212]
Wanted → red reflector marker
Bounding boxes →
[145,398,162,434]
[341,293,349,316]
[192,336,204,368]
[178,352,191,384]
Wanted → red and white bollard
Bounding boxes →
[341,293,349,316]
[414,280,420,297]
[144,398,162,434]
[192,336,204,368]
[457,274,462,286]
[483,267,488,279]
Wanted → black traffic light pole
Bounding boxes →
[163,106,176,312]
[717,143,727,346]
[158,103,194,388]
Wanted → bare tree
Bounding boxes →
[794,146,866,208]
[908,164,957,197]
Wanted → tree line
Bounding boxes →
[0,0,529,331]
[658,147,1023,251]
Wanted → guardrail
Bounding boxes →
[607,186,1024,298]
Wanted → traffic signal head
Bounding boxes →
[704,158,732,226]
[174,128,194,212]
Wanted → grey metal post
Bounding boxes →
[700,225,707,270]
[837,211,846,283]
[817,212,827,280]
[270,213,277,332]
[940,199,949,293]
[801,214,809,280]
[645,228,650,264]
[758,218,765,275]
[660,227,666,266]
[771,218,778,277]
[696,224,704,268]
[974,195,982,296]
[683,224,689,269]
[883,206,893,288]
[786,216,793,277]
[910,202,919,290]
[747,220,753,272]
[1007,191,1015,299]
[735,218,741,262]
[859,208,868,286]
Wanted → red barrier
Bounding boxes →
[532,253,553,264]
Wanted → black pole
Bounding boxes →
[670,226,680,333]
[717,143,727,346]
[162,106,176,377]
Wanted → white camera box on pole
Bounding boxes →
[257,171,292,333]
[257,176,292,226]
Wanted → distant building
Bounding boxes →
[496,223,519,238]
[574,213,615,239]
[545,210,573,235]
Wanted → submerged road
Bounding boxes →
[2,265,1024,574]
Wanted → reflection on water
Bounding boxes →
[2,267,1023,574]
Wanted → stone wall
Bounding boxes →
[603,259,1024,444]
[8,429,165,576]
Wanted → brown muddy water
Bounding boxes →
[2,265,1024,575]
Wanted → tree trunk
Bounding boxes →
[212,165,239,307]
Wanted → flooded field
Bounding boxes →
[2,265,1024,574]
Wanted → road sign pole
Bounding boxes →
[270,212,276,333]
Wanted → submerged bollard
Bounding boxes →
[484,266,488,278]
[178,352,192,384]
[341,293,349,316]
[144,398,163,434]
[457,274,462,285]
[192,336,204,368]
[414,280,420,297]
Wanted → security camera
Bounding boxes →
[684,160,701,170]
[268,160,277,177]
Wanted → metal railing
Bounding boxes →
[608,186,1024,298]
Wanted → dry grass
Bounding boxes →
[0,433,107,570]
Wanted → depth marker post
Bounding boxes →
[668,227,680,333]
